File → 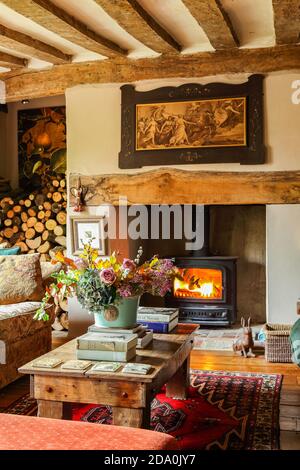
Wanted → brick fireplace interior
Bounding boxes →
[119,204,266,326]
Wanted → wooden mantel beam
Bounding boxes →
[272,0,300,45]
[1,0,127,58]
[0,51,27,69]
[69,169,300,206]
[94,0,181,53]
[3,44,300,102]
[0,24,71,65]
[182,0,239,49]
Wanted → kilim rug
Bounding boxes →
[70,370,282,450]
[0,370,282,450]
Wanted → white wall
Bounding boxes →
[267,205,300,324]
[66,72,300,175]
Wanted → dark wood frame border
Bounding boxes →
[119,74,265,168]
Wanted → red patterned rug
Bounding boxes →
[0,370,282,450]
[70,370,282,450]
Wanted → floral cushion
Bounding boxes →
[0,302,53,342]
[0,253,44,305]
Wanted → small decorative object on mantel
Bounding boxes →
[70,177,88,212]
[233,317,255,358]
[119,75,265,168]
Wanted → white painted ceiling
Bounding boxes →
[0,0,278,72]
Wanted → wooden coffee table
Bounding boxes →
[19,324,198,429]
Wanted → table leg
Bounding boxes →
[37,399,63,419]
[112,405,150,429]
[165,355,190,399]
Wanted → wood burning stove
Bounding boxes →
[165,206,237,325]
[166,256,237,325]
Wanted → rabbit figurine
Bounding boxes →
[233,317,255,358]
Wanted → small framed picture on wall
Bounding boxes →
[71,217,106,256]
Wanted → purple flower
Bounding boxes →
[122,259,136,271]
[118,285,133,298]
[99,268,116,285]
[74,257,88,270]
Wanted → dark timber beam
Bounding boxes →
[1,0,127,57]
[3,45,300,102]
[182,0,239,49]
[0,24,71,64]
[94,0,181,53]
[272,0,300,45]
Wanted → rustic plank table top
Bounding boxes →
[19,323,198,428]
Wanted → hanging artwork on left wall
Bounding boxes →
[18,106,66,191]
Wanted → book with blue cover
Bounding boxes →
[138,317,178,333]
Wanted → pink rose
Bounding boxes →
[99,268,116,285]
[122,259,136,271]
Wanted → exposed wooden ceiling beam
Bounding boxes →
[0,51,27,69]
[272,0,300,45]
[69,170,300,205]
[1,0,127,57]
[0,24,71,64]
[182,0,239,49]
[94,0,181,53]
[3,44,300,102]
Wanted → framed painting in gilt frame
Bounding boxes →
[119,74,265,168]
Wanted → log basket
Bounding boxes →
[264,323,292,363]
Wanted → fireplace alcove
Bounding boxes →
[137,205,266,326]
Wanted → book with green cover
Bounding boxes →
[76,347,136,362]
[77,332,137,352]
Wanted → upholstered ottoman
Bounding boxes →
[0,302,53,389]
[0,414,179,450]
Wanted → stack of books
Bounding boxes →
[137,307,179,333]
[76,331,137,362]
[88,323,153,350]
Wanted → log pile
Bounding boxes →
[0,176,67,262]
[52,300,69,332]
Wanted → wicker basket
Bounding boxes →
[264,323,292,363]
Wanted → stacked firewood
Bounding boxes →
[52,300,69,332]
[0,175,67,262]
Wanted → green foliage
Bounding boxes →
[76,269,117,313]
[34,291,51,322]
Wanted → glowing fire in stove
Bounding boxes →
[174,268,223,300]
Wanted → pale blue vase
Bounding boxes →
[93,296,140,328]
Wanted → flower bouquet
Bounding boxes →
[35,238,178,328]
